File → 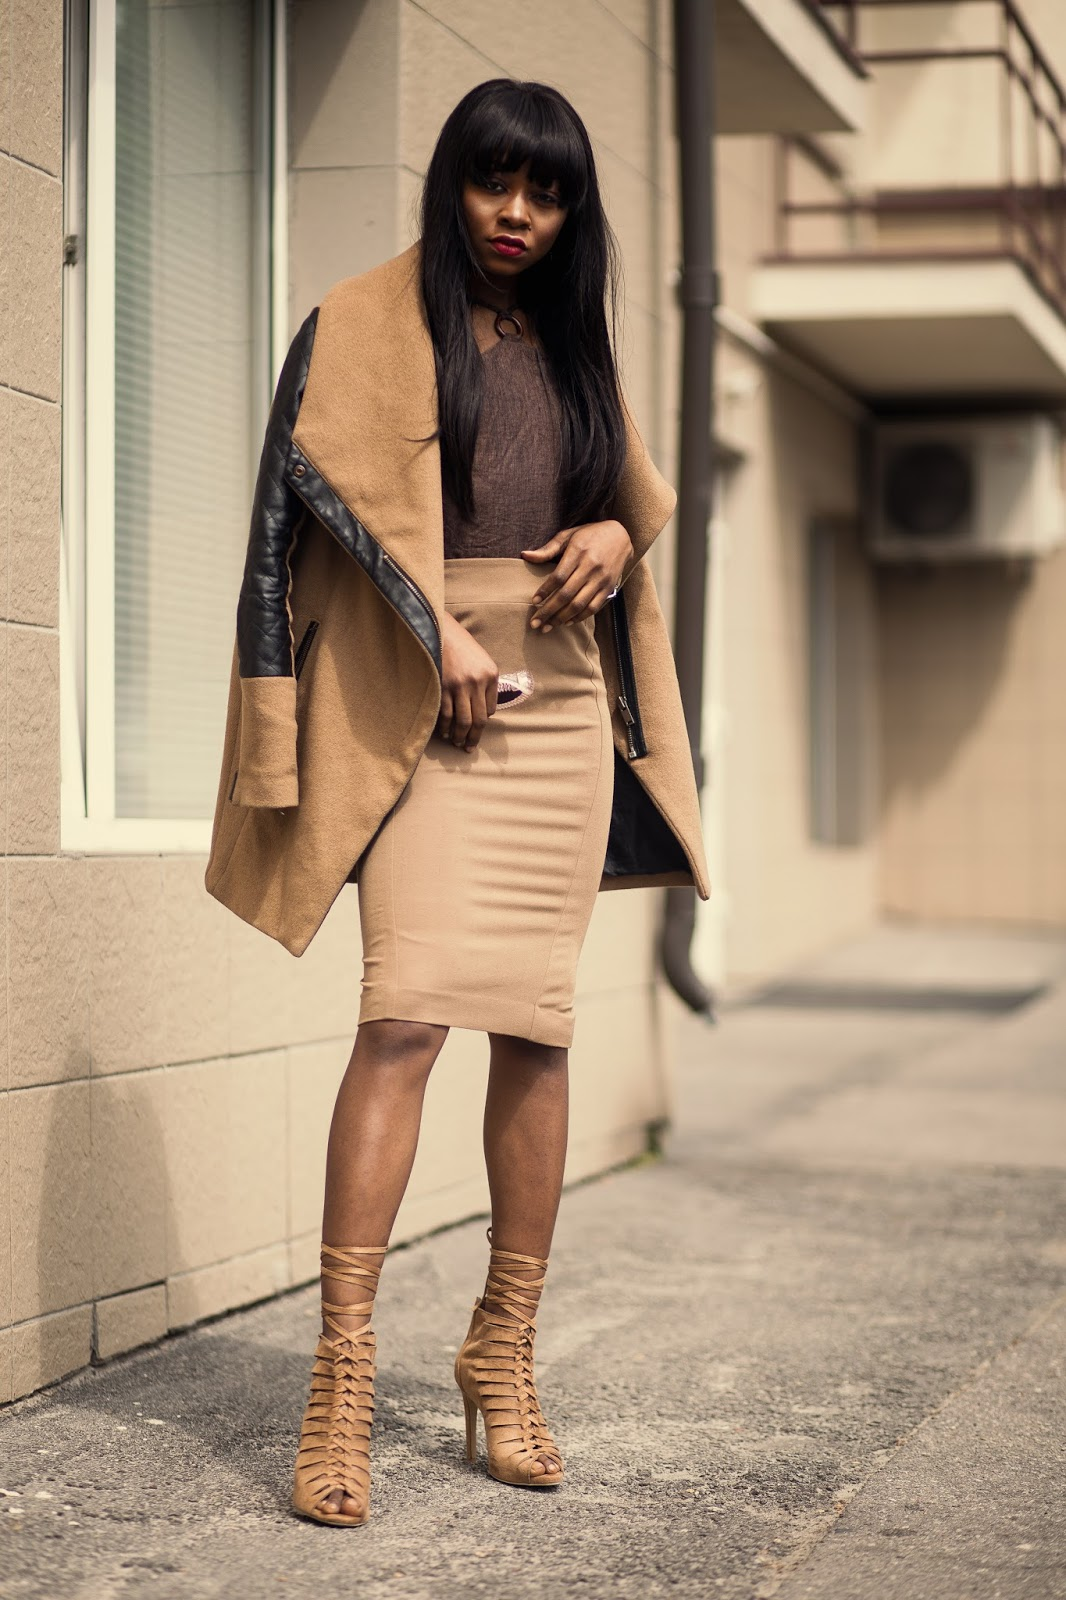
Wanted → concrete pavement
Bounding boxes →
[2,922,1065,1600]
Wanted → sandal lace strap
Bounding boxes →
[320,1242,388,1343]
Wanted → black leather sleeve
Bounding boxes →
[236,308,320,678]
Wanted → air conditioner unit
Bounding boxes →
[870,415,1066,563]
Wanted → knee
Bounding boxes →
[489,1034,568,1074]
[356,1018,448,1077]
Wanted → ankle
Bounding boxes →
[319,1241,387,1342]
[481,1259,547,1326]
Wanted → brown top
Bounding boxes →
[442,334,564,559]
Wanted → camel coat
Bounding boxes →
[204,242,709,957]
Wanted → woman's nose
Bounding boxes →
[500,193,531,229]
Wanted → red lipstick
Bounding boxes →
[490,236,527,258]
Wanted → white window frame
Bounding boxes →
[60,0,289,853]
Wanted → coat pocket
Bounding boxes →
[294,619,320,679]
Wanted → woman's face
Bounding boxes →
[462,159,569,289]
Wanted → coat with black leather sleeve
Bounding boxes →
[205,242,709,958]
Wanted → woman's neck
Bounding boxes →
[467,272,520,313]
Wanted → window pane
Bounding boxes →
[114,0,268,818]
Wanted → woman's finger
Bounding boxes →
[464,683,490,751]
[532,561,596,626]
[451,687,473,748]
[437,688,454,743]
[552,578,606,626]
[521,528,575,564]
[530,544,581,609]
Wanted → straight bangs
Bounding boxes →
[464,94,590,212]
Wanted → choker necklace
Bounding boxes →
[472,299,525,341]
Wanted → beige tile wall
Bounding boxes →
[0,0,678,1403]
[689,135,880,991]
[707,353,879,988]
[878,551,1066,926]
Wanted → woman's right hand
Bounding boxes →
[437,612,498,752]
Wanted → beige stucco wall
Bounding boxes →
[871,3,1066,930]
[878,551,1066,926]
[691,135,879,990]
[0,0,677,1405]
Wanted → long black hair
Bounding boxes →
[419,79,626,527]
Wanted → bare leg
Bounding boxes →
[481,1033,569,1475]
[317,1017,448,1517]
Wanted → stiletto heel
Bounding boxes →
[463,1394,478,1462]
[291,1242,388,1528]
[454,1234,564,1489]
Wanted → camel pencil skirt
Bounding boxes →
[357,558,615,1047]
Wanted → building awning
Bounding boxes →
[715,0,867,134]
[751,257,1066,402]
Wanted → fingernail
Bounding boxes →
[530,618,540,629]
[543,624,553,633]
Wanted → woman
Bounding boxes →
[206,79,708,1527]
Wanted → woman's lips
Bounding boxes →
[490,239,526,258]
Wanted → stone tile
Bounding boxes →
[0,1090,10,1327]
[398,3,496,175]
[0,1,8,162]
[402,1,652,178]
[93,1284,167,1363]
[0,858,6,1095]
[290,0,400,169]
[0,158,62,400]
[89,857,167,1075]
[161,857,229,1065]
[90,1070,167,1300]
[164,1050,287,1275]
[288,1228,319,1288]
[567,985,663,1175]
[289,166,401,313]
[0,0,63,177]
[7,623,60,852]
[0,1327,12,1404]
[0,630,8,874]
[9,1079,92,1323]
[8,856,90,1087]
[11,1304,92,1400]
[6,391,60,626]
[286,885,360,1045]
[577,890,657,995]
[0,385,9,609]
[287,1039,348,1238]
[166,1243,290,1331]
[228,912,295,1056]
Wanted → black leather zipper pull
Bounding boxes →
[608,588,647,760]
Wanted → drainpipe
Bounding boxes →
[660,0,717,1017]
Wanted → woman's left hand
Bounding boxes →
[521,519,634,631]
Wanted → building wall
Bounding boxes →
[878,551,1066,926]
[691,135,880,990]
[0,0,677,1405]
[874,2,1066,930]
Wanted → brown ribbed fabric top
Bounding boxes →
[442,335,564,559]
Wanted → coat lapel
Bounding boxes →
[292,242,446,621]
[291,240,676,619]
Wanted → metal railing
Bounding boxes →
[770,0,1066,320]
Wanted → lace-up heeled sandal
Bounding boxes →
[291,1243,387,1527]
[454,1237,564,1488]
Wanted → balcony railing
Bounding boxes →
[769,0,1066,321]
